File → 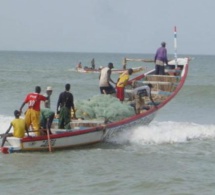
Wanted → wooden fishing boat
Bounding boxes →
[76,66,144,74]
[0,120,106,154]
[1,57,189,154]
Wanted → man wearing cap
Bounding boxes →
[1,110,28,147]
[45,86,53,109]
[40,86,54,135]
[99,62,116,95]
[154,42,169,75]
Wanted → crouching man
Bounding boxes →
[130,82,156,114]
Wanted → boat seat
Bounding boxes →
[145,75,181,83]
[134,80,177,93]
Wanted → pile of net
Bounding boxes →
[74,95,135,122]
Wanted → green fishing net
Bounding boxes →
[75,95,135,122]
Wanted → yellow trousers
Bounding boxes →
[25,108,41,136]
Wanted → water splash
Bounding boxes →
[109,121,215,145]
[0,115,14,134]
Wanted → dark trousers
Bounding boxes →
[58,106,71,129]
[155,65,165,75]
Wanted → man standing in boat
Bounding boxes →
[99,62,116,95]
[40,86,55,135]
[44,86,53,109]
[116,68,133,102]
[19,86,49,136]
[91,58,95,69]
[154,42,169,75]
[56,83,75,129]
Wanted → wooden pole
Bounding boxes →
[46,119,52,152]
[174,26,178,68]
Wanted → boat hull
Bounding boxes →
[105,112,156,139]
[1,127,105,154]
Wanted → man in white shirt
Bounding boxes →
[99,62,116,94]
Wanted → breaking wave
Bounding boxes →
[109,121,215,145]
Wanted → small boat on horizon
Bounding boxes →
[75,66,145,74]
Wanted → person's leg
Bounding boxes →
[58,108,64,129]
[135,97,141,114]
[155,64,159,75]
[31,110,41,136]
[109,84,116,94]
[64,108,71,129]
[159,65,165,75]
[100,87,106,94]
[24,109,31,130]
[47,112,55,130]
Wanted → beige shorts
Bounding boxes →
[155,60,164,66]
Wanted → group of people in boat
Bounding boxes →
[76,58,96,70]
[1,83,76,147]
[1,42,169,147]
[76,42,170,75]
[99,62,157,114]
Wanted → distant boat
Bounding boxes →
[75,66,144,74]
[0,57,189,154]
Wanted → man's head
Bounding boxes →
[108,62,114,69]
[128,68,133,75]
[14,110,20,118]
[35,86,41,93]
[161,42,166,47]
[46,86,52,96]
[65,83,70,91]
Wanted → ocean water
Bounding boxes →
[0,51,215,195]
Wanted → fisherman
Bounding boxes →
[44,86,53,109]
[116,68,133,102]
[91,58,95,69]
[76,62,82,69]
[154,42,169,75]
[19,86,49,136]
[99,62,116,95]
[1,110,29,147]
[56,83,76,129]
[130,81,156,114]
[40,108,55,135]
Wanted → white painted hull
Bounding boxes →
[1,128,105,153]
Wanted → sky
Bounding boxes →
[0,0,214,55]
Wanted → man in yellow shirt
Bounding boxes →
[116,68,133,102]
[1,110,28,147]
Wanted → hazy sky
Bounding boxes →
[0,0,214,55]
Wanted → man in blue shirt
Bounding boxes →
[154,42,168,75]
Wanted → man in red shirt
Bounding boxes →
[19,86,49,136]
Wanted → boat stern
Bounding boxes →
[1,137,22,154]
